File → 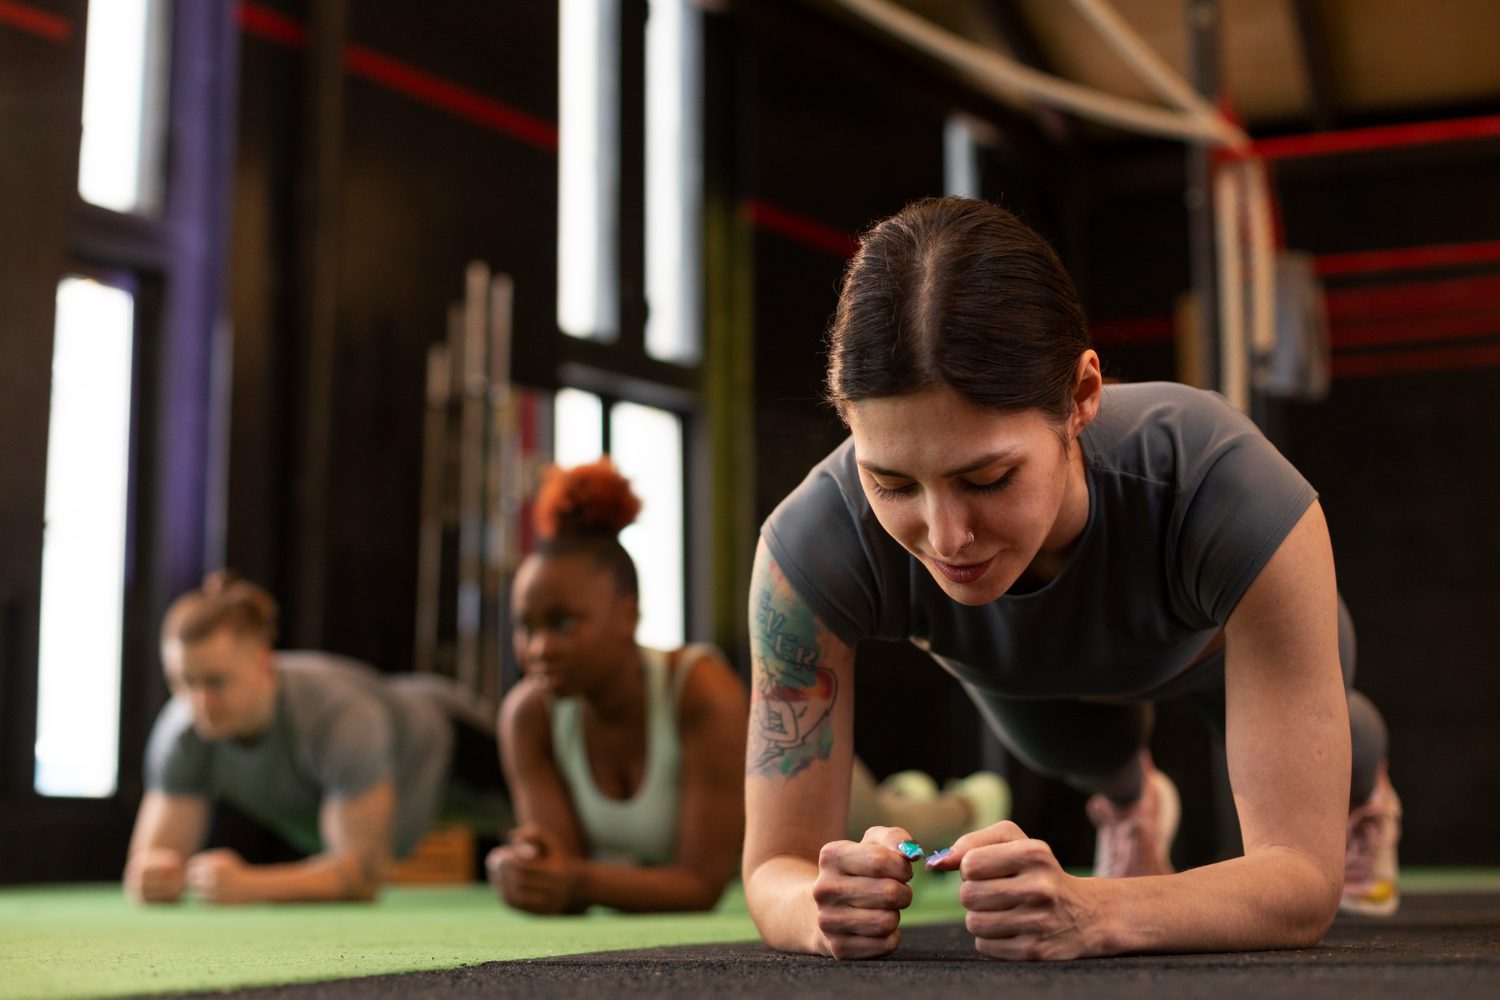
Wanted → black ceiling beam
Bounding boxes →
[1289,0,1338,130]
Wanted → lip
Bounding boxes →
[931,554,995,583]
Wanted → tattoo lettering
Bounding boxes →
[750,587,837,778]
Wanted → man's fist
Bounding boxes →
[185,848,254,904]
[124,847,187,904]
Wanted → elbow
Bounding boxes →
[348,879,383,903]
[340,854,388,902]
[1289,885,1341,949]
[1266,850,1343,949]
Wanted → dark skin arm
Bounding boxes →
[489,651,748,913]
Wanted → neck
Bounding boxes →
[241,670,279,740]
[584,643,645,725]
[1031,442,1091,580]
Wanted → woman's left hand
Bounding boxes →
[486,824,578,914]
[925,821,1104,961]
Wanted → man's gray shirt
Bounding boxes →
[145,652,452,857]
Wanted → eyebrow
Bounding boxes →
[857,449,1019,480]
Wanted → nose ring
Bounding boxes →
[964,531,975,547]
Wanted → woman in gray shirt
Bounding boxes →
[746,196,1398,961]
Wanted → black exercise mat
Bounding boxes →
[169,893,1500,999]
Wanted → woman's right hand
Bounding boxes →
[486,824,577,914]
[812,826,916,959]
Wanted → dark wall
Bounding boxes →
[1275,141,1500,865]
[227,1,559,673]
[1072,136,1500,866]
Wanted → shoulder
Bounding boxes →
[146,697,200,754]
[668,645,748,731]
[1084,381,1278,494]
[758,438,905,645]
[760,437,863,540]
[499,675,555,748]
[276,651,384,712]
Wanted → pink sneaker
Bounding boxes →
[1341,768,1401,916]
[1086,759,1180,878]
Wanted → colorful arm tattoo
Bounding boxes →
[749,581,838,779]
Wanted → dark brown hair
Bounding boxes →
[161,570,278,647]
[825,196,1091,420]
[532,458,640,598]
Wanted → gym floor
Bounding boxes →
[5,872,1499,999]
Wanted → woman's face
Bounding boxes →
[511,552,637,698]
[845,383,1092,606]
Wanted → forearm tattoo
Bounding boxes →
[749,586,837,778]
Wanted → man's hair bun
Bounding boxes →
[533,458,641,540]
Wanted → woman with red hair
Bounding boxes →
[486,459,749,913]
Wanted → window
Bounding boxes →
[33,277,137,798]
[552,0,703,649]
[944,114,982,199]
[610,401,684,649]
[557,0,621,342]
[645,0,703,364]
[553,386,605,468]
[77,0,171,215]
[551,390,685,650]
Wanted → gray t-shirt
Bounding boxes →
[144,652,453,857]
[761,382,1318,700]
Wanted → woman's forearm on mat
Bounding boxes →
[570,859,730,912]
[744,854,825,955]
[1093,847,1340,954]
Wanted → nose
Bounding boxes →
[525,629,558,663]
[926,498,972,561]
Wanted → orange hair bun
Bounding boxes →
[533,458,641,540]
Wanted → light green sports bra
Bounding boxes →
[550,646,704,866]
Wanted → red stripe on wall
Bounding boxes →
[1092,316,1175,346]
[1316,241,1500,277]
[235,2,556,152]
[1331,342,1500,379]
[1252,114,1500,162]
[0,0,70,42]
[236,2,307,48]
[1324,272,1500,321]
[1332,312,1500,350]
[343,44,557,153]
[743,200,860,259]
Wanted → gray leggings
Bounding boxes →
[963,598,1388,806]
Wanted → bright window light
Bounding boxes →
[553,387,604,469]
[34,277,135,798]
[558,0,620,342]
[645,0,703,364]
[944,114,982,199]
[610,402,684,650]
[78,0,170,214]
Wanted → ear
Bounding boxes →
[1068,350,1103,436]
[255,642,276,679]
[619,591,640,632]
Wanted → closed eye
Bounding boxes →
[963,470,1016,495]
[869,481,913,501]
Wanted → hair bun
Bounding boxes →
[533,458,641,540]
